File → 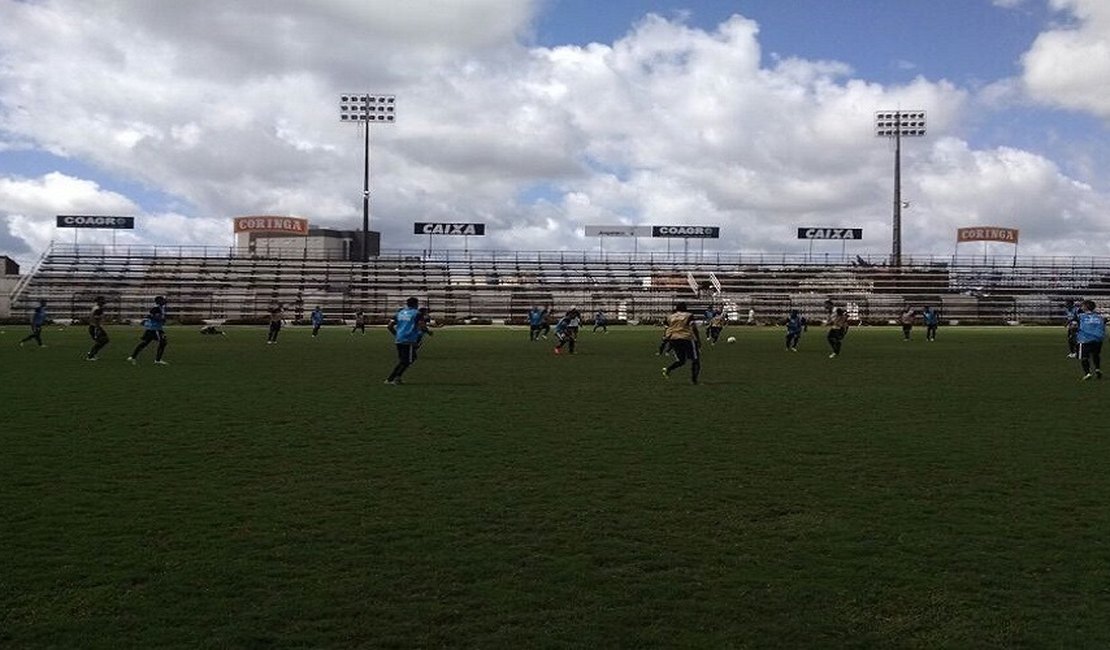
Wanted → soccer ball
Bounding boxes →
[726,336,737,343]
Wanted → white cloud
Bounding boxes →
[1021,0,1110,118]
[0,172,140,260]
[0,1,1108,266]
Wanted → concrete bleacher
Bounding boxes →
[8,243,1110,325]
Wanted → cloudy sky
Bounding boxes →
[1,0,1109,267]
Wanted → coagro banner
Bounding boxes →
[651,225,720,239]
[797,227,863,240]
[584,225,653,237]
[413,222,486,236]
[957,227,1019,244]
[56,215,135,229]
[234,216,309,235]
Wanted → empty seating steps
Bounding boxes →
[10,246,1110,325]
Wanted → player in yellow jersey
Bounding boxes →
[661,302,701,384]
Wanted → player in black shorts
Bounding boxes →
[86,296,109,360]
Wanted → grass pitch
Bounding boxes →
[2,324,1110,648]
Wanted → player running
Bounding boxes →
[351,310,367,335]
[706,308,727,345]
[1076,300,1106,380]
[128,296,169,365]
[827,307,849,358]
[553,308,581,355]
[528,306,550,341]
[266,303,284,344]
[922,305,940,341]
[899,307,915,341]
[661,301,701,384]
[785,309,806,351]
[86,296,109,360]
[1066,300,1081,358]
[19,300,48,348]
[384,297,430,385]
[310,306,324,337]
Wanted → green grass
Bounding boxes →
[3,323,1110,648]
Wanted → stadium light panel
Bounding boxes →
[339,93,397,262]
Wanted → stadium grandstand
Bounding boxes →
[7,241,1109,326]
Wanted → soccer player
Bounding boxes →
[1076,300,1105,380]
[19,300,48,347]
[310,306,324,337]
[706,308,727,344]
[351,310,367,335]
[266,303,284,344]
[86,296,109,360]
[415,307,434,348]
[553,308,581,354]
[128,296,169,365]
[899,307,915,341]
[1065,300,1081,358]
[385,297,429,385]
[922,305,940,341]
[827,307,849,358]
[528,306,550,341]
[592,309,608,333]
[661,301,701,384]
[785,309,806,351]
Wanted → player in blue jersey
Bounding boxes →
[1065,299,1081,358]
[310,306,324,337]
[128,296,169,365]
[592,309,608,333]
[19,300,48,347]
[553,308,581,355]
[1076,300,1105,380]
[785,309,806,351]
[922,305,940,341]
[528,306,550,341]
[385,297,430,385]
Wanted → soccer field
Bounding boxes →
[3,324,1110,647]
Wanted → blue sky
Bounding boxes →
[2,0,1110,265]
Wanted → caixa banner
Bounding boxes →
[651,225,720,239]
[413,222,486,236]
[797,227,863,240]
[56,215,135,229]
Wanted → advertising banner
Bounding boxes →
[56,215,135,229]
[651,225,720,239]
[413,222,486,236]
[797,227,863,240]
[956,227,1019,244]
[234,216,309,235]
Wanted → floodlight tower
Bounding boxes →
[875,110,926,267]
[340,94,396,262]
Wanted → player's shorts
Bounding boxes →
[670,338,698,362]
[396,343,418,364]
[141,329,166,343]
[827,328,846,342]
[1079,340,1103,359]
[269,321,282,333]
[88,325,108,341]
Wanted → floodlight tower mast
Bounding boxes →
[339,94,396,262]
[875,110,926,267]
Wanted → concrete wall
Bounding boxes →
[0,275,20,317]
